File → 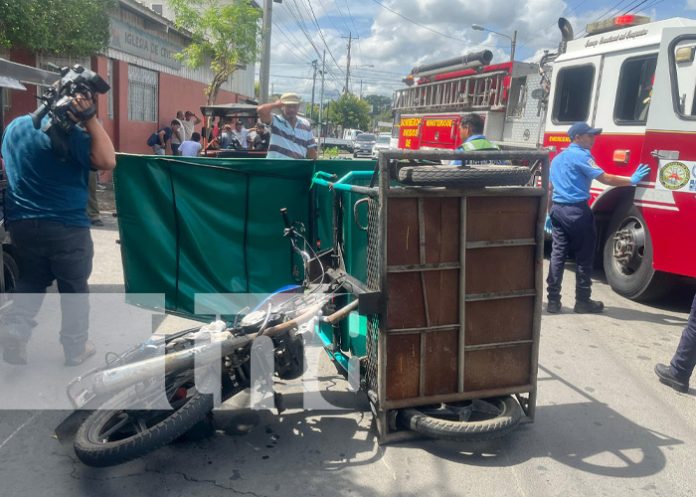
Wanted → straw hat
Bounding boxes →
[279,92,301,105]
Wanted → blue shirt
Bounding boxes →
[267,114,317,159]
[1,115,93,227]
[550,143,605,203]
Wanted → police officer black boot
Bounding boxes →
[574,298,604,314]
[547,300,562,313]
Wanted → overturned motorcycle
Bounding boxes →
[66,150,547,467]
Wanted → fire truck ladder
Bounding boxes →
[393,70,508,113]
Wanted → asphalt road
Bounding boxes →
[1,211,694,497]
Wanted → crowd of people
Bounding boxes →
[146,109,274,157]
[144,92,316,159]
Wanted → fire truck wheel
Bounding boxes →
[1,248,19,294]
[397,396,523,441]
[602,203,671,301]
[398,165,532,188]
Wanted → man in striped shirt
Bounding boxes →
[258,93,317,160]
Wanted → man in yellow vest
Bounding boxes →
[451,113,499,166]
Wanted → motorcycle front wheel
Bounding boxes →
[74,375,213,467]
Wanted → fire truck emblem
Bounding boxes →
[658,161,690,190]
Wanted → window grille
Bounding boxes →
[128,65,158,122]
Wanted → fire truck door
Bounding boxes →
[640,27,696,277]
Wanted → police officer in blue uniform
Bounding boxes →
[546,122,649,314]
[655,299,696,393]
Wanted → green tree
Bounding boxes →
[363,94,392,115]
[169,0,260,105]
[327,93,370,130]
[363,94,393,128]
[0,0,114,56]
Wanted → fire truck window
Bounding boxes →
[552,65,595,124]
[671,41,696,118]
[614,55,657,125]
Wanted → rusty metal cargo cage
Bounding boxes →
[365,149,549,442]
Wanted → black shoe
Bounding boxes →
[574,299,604,314]
[2,338,27,366]
[65,341,96,367]
[91,219,104,227]
[654,363,689,393]
[547,301,561,313]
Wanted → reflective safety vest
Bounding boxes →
[462,137,500,151]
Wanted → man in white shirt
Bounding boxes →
[231,119,249,149]
[181,110,201,140]
[179,132,202,157]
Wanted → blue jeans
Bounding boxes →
[1,219,93,357]
[546,202,596,303]
[671,293,696,382]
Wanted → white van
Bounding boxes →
[342,128,363,141]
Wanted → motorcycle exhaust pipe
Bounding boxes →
[89,300,326,396]
[90,334,253,396]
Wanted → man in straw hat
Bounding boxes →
[257,92,317,159]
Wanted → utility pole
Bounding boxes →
[310,59,318,122]
[260,1,283,103]
[342,32,358,94]
[359,79,363,99]
[318,50,326,150]
[259,0,274,103]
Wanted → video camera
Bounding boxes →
[30,64,110,157]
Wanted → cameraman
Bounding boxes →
[0,92,116,366]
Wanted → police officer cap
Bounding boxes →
[568,122,602,140]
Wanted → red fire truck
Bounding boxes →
[393,15,696,301]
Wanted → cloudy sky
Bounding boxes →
[263,0,686,100]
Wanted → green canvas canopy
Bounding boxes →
[114,154,375,320]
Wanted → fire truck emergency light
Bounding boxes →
[585,15,650,36]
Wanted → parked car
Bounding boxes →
[353,133,376,158]
[371,133,392,158]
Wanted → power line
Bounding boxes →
[273,22,321,65]
[272,22,343,95]
[343,0,364,68]
[578,0,640,36]
[616,0,649,16]
[625,0,654,14]
[638,0,666,12]
[301,0,346,78]
[370,0,468,43]
[592,0,635,23]
[279,3,344,93]
[283,0,345,90]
